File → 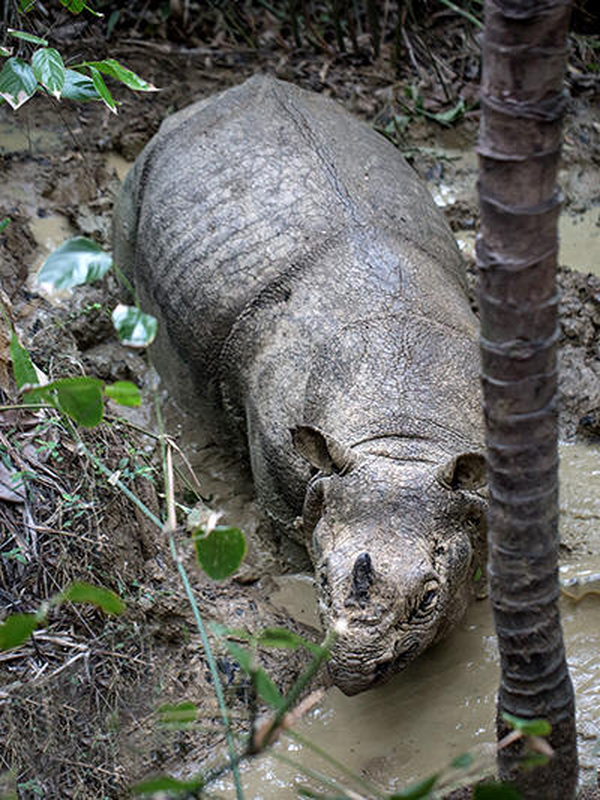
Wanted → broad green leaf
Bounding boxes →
[89,65,116,113]
[451,752,474,770]
[392,773,439,799]
[104,381,141,407]
[74,58,157,91]
[0,47,13,58]
[23,378,105,422]
[0,218,10,232]
[131,775,204,795]
[7,28,48,45]
[22,384,52,407]
[257,628,306,649]
[32,48,65,98]
[53,376,104,426]
[9,332,38,389]
[502,713,552,737]
[37,236,112,289]
[0,57,37,110]
[158,701,198,726]
[60,0,86,11]
[111,305,157,348]
[0,613,39,650]
[254,668,285,710]
[62,68,99,101]
[61,582,125,614]
[193,525,246,580]
[59,0,103,16]
[223,640,252,674]
[473,782,522,800]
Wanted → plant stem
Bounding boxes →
[155,397,245,800]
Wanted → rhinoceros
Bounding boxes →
[114,74,487,696]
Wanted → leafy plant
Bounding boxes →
[0,580,124,651]
[35,235,157,349]
[0,8,157,112]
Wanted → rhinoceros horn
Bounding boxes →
[347,551,373,607]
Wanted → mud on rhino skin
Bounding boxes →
[113,74,488,696]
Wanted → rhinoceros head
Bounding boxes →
[292,425,487,696]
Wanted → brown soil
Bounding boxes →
[1,5,599,799]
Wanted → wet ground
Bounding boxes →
[1,22,600,800]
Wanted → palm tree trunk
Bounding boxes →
[477,1,578,797]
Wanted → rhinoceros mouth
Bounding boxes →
[328,637,424,695]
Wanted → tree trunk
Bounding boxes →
[477,1,578,798]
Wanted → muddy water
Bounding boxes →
[210,442,600,798]
[423,148,600,277]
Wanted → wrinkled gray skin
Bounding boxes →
[114,75,487,696]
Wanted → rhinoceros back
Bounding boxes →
[114,75,480,531]
[114,75,466,411]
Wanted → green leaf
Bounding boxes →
[0,47,13,58]
[32,48,65,98]
[520,753,550,769]
[0,57,37,110]
[254,668,285,709]
[502,713,552,737]
[131,775,204,796]
[158,701,198,726]
[19,0,37,11]
[88,65,116,113]
[0,218,10,232]
[0,613,39,650]
[37,236,112,289]
[21,383,53,409]
[10,332,38,389]
[61,68,99,101]
[7,28,48,46]
[104,381,141,407]
[473,782,522,800]
[193,525,246,580]
[431,99,466,126]
[451,752,474,770]
[257,628,306,649]
[74,58,157,91]
[53,376,104,427]
[392,774,439,799]
[111,305,157,348]
[60,0,86,12]
[61,582,125,614]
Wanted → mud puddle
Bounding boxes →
[209,441,600,798]
[421,147,600,277]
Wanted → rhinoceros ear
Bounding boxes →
[291,425,355,475]
[436,452,487,491]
